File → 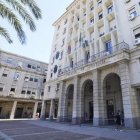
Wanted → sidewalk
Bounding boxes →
[26,120,140,140]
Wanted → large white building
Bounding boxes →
[0,50,48,119]
[41,0,140,128]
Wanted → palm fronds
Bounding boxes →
[0,26,13,43]
[0,0,42,44]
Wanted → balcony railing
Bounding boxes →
[58,42,129,76]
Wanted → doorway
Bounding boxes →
[15,108,23,118]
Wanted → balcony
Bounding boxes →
[58,42,129,78]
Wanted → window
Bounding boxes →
[48,86,51,92]
[34,78,38,82]
[0,87,3,92]
[27,64,31,68]
[61,38,65,47]
[57,25,60,30]
[108,5,113,14]
[56,51,60,59]
[64,19,67,24]
[83,8,86,16]
[41,92,44,96]
[45,68,48,72]
[90,17,94,23]
[70,58,74,68]
[32,92,36,95]
[37,66,40,71]
[50,73,53,78]
[2,69,9,77]
[77,16,80,21]
[21,90,26,94]
[27,91,31,94]
[133,27,140,39]
[0,84,4,92]
[24,76,29,81]
[86,51,90,62]
[90,2,93,11]
[54,65,58,73]
[2,73,7,77]
[129,7,137,17]
[52,56,55,64]
[99,11,103,20]
[7,58,13,64]
[10,88,15,92]
[105,40,112,53]
[56,83,60,91]
[63,28,66,34]
[13,72,20,81]
[68,45,71,54]
[29,77,33,81]
[43,79,46,83]
[32,66,36,69]
[98,0,102,6]
[59,51,63,60]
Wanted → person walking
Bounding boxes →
[115,110,122,131]
[120,111,124,129]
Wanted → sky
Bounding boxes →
[0,0,73,63]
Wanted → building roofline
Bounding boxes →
[52,0,78,26]
[0,49,48,65]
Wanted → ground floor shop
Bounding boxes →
[0,98,42,119]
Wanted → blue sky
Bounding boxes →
[0,0,73,63]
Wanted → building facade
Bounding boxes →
[41,0,140,128]
[0,50,48,119]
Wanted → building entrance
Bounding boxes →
[104,73,123,125]
[81,79,93,123]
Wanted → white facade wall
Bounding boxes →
[43,0,140,128]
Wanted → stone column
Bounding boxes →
[10,101,17,119]
[49,99,54,120]
[40,100,46,120]
[93,70,105,126]
[119,62,137,128]
[57,81,66,122]
[72,76,80,124]
[33,102,38,119]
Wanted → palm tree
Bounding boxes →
[0,0,42,44]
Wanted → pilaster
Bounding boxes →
[10,101,17,119]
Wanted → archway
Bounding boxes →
[103,73,123,125]
[81,80,93,123]
[65,84,74,122]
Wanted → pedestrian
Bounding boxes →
[115,110,122,131]
[120,111,124,128]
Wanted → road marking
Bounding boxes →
[10,130,61,138]
[0,131,13,140]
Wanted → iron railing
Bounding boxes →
[58,42,129,76]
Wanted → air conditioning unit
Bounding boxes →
[134,38,140,45]
[17,62,22,68]
[24,78,29,82]
[9,91,15,97]
[128,14,135,21]
[125,0,130,3]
